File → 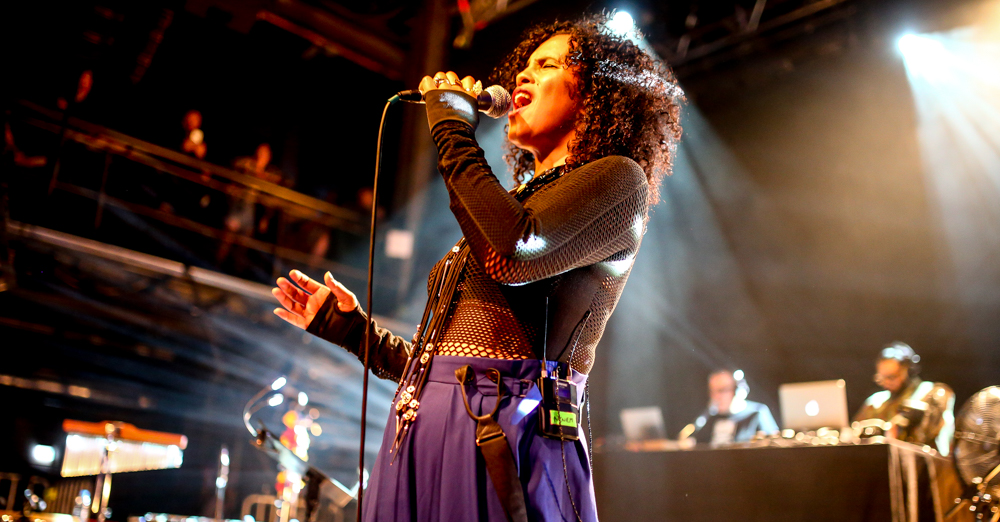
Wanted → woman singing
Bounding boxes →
[272,14,682,522]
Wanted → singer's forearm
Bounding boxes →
[306,296,411,382]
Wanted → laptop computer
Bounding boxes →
[778,379,850,431]
[620,406,667,441]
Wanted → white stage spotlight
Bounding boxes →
[897,33,945,56]
[897,33,949,80]
[609,11,635,36]
[897,33,917,54]
[267,394,284,407]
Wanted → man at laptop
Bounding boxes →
[681,369,779,445]
[854,342,956,455]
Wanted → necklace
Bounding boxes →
[513,164,568,200]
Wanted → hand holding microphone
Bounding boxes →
[419,71,476,96]
[394,71,511,122]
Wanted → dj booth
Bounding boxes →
[594,438,968,522]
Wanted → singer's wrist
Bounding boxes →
[306,294,367,352]
[424,88,479,132]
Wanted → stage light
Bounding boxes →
[733,369,744,381]
[897,33,945,57]
[30,444,56,466]
[271,376,287,390]
[609,11,634,36]
[268,394,284,407]
[897,33,949,80]
[897,33,917,54]
[298,391,308,406]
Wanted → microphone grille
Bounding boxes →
[484,85,511,118]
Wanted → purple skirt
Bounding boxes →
[362,356,597,522]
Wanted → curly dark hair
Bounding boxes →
[490,13,684,204]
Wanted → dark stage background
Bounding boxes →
[2,0,998,519]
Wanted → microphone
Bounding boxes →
[394,85,511,119]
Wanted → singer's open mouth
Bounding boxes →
[513,91,532,110]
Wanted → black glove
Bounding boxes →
[424,89,479,132]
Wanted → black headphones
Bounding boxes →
[878,341,921,377]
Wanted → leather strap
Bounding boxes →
[456,365,528,522]
[477,419,528,522]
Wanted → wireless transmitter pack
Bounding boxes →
[538,366,580,441]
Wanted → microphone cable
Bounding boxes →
[355,98,394,519]
[356,85,509,518]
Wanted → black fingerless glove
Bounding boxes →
[306,296,367,349]
[306,296,412,382]
[424,89,479,132]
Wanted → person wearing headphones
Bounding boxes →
[853,341,956,455]
[680,368,778,445]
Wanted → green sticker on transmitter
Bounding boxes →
[550,410,577,427]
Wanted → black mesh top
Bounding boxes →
[307,120,649,378]
[429,121,648,374]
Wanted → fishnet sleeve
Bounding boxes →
[431,121,649,285]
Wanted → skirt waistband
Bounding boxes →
[425,356,587,398]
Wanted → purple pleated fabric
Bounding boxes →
[363,355,596,522]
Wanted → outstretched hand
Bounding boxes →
[272,270,359,330]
